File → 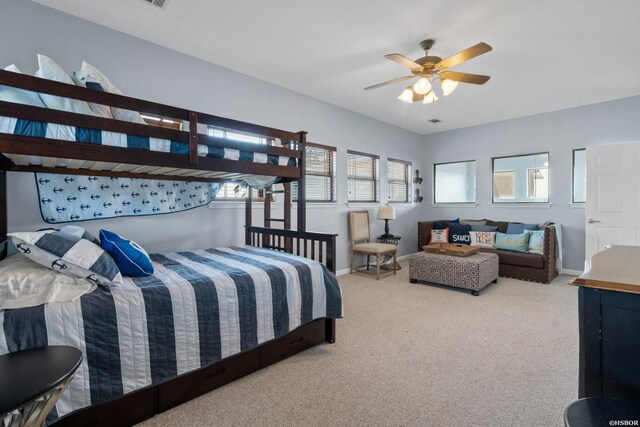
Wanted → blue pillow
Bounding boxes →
[505,222,538,235]
[527,230,545,255]
[99,229,153,277]
[470,224,499,232]
[435,222,471,245]
[495,232,530,253]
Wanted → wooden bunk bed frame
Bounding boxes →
[0,70,338,426]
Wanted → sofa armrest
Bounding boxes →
[543,226,559,282]
[418,221,438,251]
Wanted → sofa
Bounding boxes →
[418,219,558,284]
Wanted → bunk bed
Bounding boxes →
[0,69,341,426]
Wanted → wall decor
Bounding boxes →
[35,173,220,224]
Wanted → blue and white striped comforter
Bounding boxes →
[0,246,342,423]
[0,116,297,167]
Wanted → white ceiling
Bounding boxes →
[32,0,640,135]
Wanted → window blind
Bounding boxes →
[387,158,411,203]
[347,150,379,203]
[293,143,337,202]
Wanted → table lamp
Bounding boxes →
[378,205,396,238]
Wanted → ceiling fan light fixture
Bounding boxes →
[423,91,438,104]
[398,86,417,103]
[413,77,432,95]
[441,78,459,96]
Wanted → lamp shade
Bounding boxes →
[378,205,396,220]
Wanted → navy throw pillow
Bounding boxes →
[506,222,538,235]
[100,229,153,277]
[435,222,471,245]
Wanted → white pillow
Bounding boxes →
[0,254,96,310]
[35,54,96,116]
[0,64,47,107]
[72,61,146,124]
[9,230,123,286]
[469,231,496,248]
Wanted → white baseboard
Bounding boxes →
[336,254,411,277]
[561,269,583,276]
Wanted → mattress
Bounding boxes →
[0,116,297,169]
[0,246,343,424]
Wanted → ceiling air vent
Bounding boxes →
[427,118,442,124]
[143,0,170,9]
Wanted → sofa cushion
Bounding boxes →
[495,232,530,252]
[506,222,539,234]
[480,248,545,269]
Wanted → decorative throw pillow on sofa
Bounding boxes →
[460,219,486,226]
[100,229,153,277]
[495,232,531,253]
[8,230,122,286]
[470,224,499,232]
[429,228,449,244]
[527,230,545,254]
[435,222,471,245]
[469,231,496,248]
[505,222,538,235]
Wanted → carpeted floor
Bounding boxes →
[139,261,579,427]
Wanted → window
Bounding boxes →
[207,126,265,201]
[293,143,337,202]
[387,158,411,203]
[140,113,183,130]
[347,150,379,203]
[572,149,586,203]
[433,160,476,203]
[207,128,267,145]
[492,153,549,203]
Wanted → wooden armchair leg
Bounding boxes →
[350,251,355,273]
[376,256,381,280]
[367,255,370,271]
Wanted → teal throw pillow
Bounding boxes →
[527,230,545,255]
[495,232,530,253]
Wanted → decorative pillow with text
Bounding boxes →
[429,228,449,245]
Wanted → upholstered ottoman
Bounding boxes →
[409,251,499,295]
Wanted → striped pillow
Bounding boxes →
[9,230,122,286]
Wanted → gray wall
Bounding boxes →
[423,95,640,271]
[1,0,427,271]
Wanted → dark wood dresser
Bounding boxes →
[571,246,640,400]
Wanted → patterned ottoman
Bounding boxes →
[409,251,499,296]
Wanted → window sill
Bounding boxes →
[292,202,338,209]
[431,203,478,208]
[208,201,277,209]
[569,203,585,209]
[489,203,551,208]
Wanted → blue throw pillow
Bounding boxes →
[527,230,545,255]
[99,229,153,277]
[505,222,538,235]
[495,232,531,253]
[470,224,499,232]
[436,223,471,245]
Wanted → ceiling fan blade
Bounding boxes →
[364,75,415,91]
[384,54,423,70]
[440,71,491,85]
[435,42,492,71]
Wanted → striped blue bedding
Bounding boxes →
[0,246,342,424]
[0,116,297,167]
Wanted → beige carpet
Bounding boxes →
[139,262,579,427]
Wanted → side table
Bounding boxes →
[377,235,402,270]
[0,346,83,427]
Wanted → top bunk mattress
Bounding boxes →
[0,115,297,169]
[0,245,342,423]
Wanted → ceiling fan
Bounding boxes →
[365,39,492,104]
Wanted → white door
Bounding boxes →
[586,141,640,260]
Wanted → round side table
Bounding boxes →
[564,397,640,427]
[0,346,83,427]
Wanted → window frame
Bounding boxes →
[432,159,476,204]
[526,167,549,199]
[347,150,380,203]
[387,158,412,204]
[572,148,587,204]
[292,142,337,203]
[492,152,550,204]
